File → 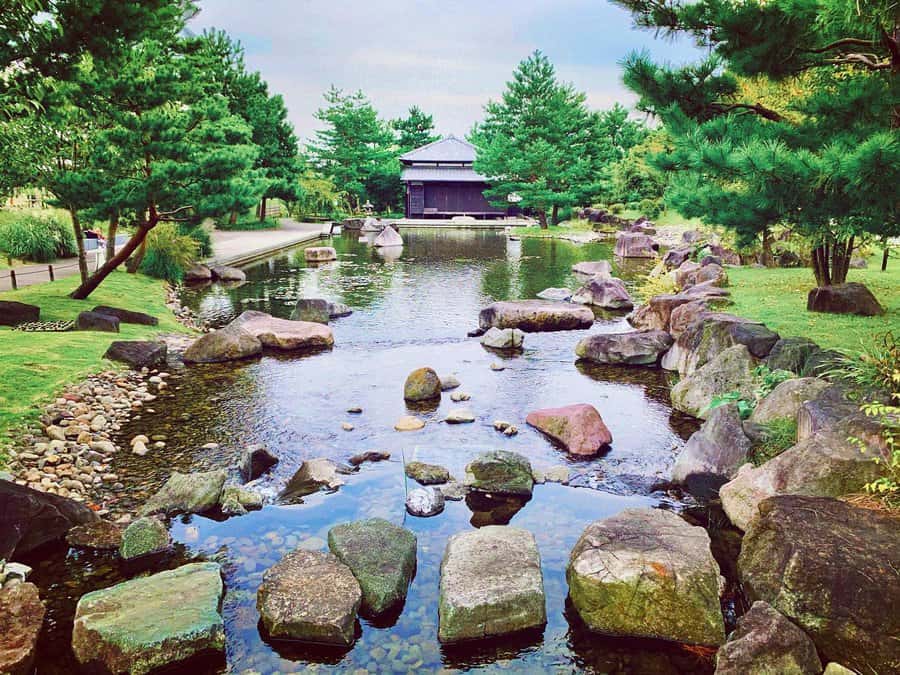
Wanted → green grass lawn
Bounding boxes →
[727,265,899,352]
[0,271,192,461]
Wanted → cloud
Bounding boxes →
[191,0,703,141]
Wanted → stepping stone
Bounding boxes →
[119,517,170,560]
[479,299,594,332]
[465,450,534,497]
[526,403,612,456]
[257,549,361,646]
[328,518,417,615]
[75,310,119,333]
[92,305,158,326]
[140,470,226,517]
[72,562,225,674]
[438,525,546,643]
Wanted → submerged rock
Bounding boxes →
[405,487,444,517]
[219,486,263,516]
[0,581,45,675]
[405,461,450,485]
[575,329,672,366]
[72,562,225,675]
[464,450,534,497]
[445,408,475,424]
[714,601,821,675]
[571,260,612,279]
[535,287,572,301]
[211,266,245,282]
[438,526,546,643]
[403,367,442,402]
[480,326,525,350]
[739,496,900,673]
[119,517,170,560]
[394,415,425,432]
[567,508,725,646]
[281,459,346,501]
[526,403,612,456]
[348,450,390,466]
[304,246,337,262]
[671,403,753,497]
[478,299,594,332]
[327,518,417,616]
[140,470,226,516]
[289,298,331,324]
[66,520,123,551]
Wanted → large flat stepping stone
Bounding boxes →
[232,310,333,350]
[576,329,672,366]
[92,305,158,326]
[328,518,417,615]
[464,450,534,497]
[104,340,167,369]
[0,581,45,675]
[739,496,900,673]
[567,507,725,646]
[140,470,226,517]
[257,549,361,646]
[72,562,225,675]
[0,300,39,326]
[479,299,594,332]
[438,525,546,643]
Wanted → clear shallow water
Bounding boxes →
[27,229,728,674]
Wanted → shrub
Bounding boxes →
[0,214,77,262]
[850,401,899,508]
[706,365,794,419]
[749,418,798,465]
[216,216,280,231]
[178,222,213,257]
[139,223,199,282]
[635,263,677,302]
[828,331,900,403]
[638,197,663,219]
[608,202,626,214]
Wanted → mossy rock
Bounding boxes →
[119,517,170,560]
[403,367,442,402]
[327,518,417,615]
[405,461,450,485]
[464,450,534,497]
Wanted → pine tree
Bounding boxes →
[471,51,601,228]
[392,106,439,152]
[614,0,899,289]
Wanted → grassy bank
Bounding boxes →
[0,272,192,460]
[727,265,899,352]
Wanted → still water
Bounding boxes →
[28,228,727,674]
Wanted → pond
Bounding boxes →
[27,228,732,674]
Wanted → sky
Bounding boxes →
[190,0,706,143]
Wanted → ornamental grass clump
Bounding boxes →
[0,214,77,262]
[139,223,199,282]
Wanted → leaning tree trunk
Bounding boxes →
[126,238,147,274]
[537,210,548,229]
[106,211,119,261]
[69,208,89,284]
[70,222,155,299]
[811,237,854,287]
[229,210,238,225]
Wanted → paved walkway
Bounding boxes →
[206,219,324,266]
[0,250,102,291]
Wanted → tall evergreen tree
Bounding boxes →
[471,51,601,228]
[309,87,399,211]
[392,106,439,152]
[615,0,899,289]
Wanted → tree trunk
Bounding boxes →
[126,237,147,274]
[229,210,238,225]
[537,210,548,229]
[760,228,775,267]
[69,208,89,284]
[106,211,119,261]
[811,237,854,287]
[70,222,154,299]
[259,197,267,222]
[882,237,890,271]
[551,204,559,226]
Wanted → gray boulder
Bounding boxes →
[663,313,778,376]
[290,298,330,323]
[183,323,262,363]
[257,549,361,646]
[281,458,345,501]
[232,310,334,351]
[405,461,450,485]
[184,263,212,282]
[671,403,753,497]
[676,261,728,289]
[119,517,170,560]
[739,496,900,673]
[536,287,572,301]
[480,326,525,350]
[373,225,403,247]
[104,340,167,369]
[719,420,887,530]
[405,487,444,517]
[219,486,263,516]
[614,232,657,258]
[796,384,857,440]
[211,266,245,282]
[567,508,725,645]
[464,450,534,497]
[807,282,884,316]
[72,562,225,675]
[328,518,417,615]
[92,305,158,326]
[239,444,279,481]
[0,300,40,326]
[438,526,546,643]
[76,310,119,333]
[140,470,227,516]
[749,377,830,426]
[765,337,820,374]
[478,299,594,332]
[575,329,672,366]
[571,277,633,310]
[715,601,822,675]
[670,344,757,419]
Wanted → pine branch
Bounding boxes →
[710,102,786,123]
[823,54,891,70]
[806,38,879,54]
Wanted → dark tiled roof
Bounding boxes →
[401,165,488,183]
[399,135,477,163]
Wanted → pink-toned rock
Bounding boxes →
[614,232,658,258]
[0,582,45,675]
[525,404,612,457]
[669,300,711,338]
[232,310,334,350]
